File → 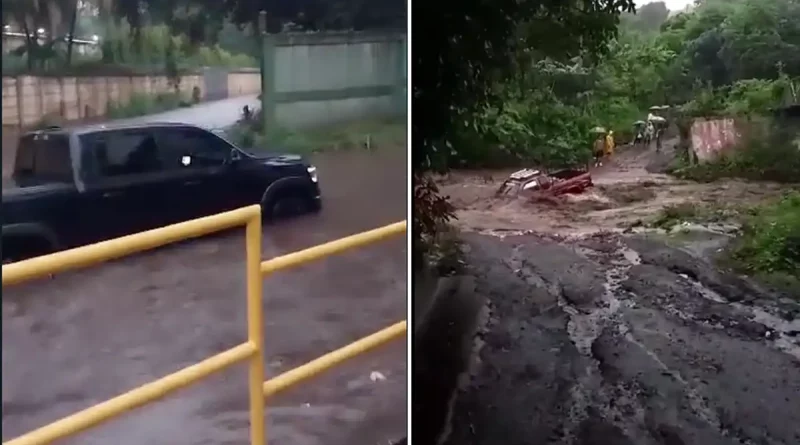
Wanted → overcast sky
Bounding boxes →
[636,0,695,11]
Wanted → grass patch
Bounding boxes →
[726,192,800,296]
[228,115,407,154]
[106,91,194,119]
[650,194,800,300]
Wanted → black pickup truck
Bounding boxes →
[2,122,321,263]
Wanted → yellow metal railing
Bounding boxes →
[2,205,407,445]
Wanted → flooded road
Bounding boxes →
[2,146,408,445]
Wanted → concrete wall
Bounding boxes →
[1,70,261,127]
[227,68,261,97]
[690,118,741,162]
[264,32,407,128]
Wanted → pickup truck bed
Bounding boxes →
[496,168,594,198]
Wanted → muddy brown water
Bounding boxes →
[438,143,791,237]
[2,147,408,445]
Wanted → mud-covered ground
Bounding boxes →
[435,143,800,445]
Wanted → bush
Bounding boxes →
[413,174,460,273]
[442,89,600,170]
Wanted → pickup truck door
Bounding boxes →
[80,129,187,240]
[153,127,241,221]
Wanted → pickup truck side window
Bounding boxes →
[13,133,73,183]
[80,130,164,179]
[157,128,232,169]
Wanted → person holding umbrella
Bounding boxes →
[633,120,646,146]
[648,113,667,151]
[591,126,607,167]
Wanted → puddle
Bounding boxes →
[619,246,642,265]
[729,304,800,360]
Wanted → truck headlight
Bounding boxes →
[307,166,318,183]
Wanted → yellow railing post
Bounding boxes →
[245,215,266,445]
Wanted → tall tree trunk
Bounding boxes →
[21,22,35,70]
[65,0,79,66]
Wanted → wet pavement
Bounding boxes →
[2,138,408,444]
[110,95,261,130]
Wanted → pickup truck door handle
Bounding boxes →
[183,180,202,186]
[102,191,122,198]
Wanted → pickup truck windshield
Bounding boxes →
[14,133,73,183]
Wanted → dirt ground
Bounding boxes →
[2,145,408,445]
[434,142,800,445]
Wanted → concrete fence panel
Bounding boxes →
[1,71,260,127]
[690,118,741,162]
[262,31,408,129]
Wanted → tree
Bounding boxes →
[621,1,669,34]
[654,0,800,94]
[4,0,65,69]
[413,0,636,172]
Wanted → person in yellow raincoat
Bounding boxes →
[605,130,616,158]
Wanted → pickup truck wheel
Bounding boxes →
[262,190,312,222]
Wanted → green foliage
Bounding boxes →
[226,112,407,155]
[99,22,257,70]
[433,25,676,171]
[724,79,789,115]
[620,1,670,34]
[654,0,800,103]
[106,92,191,119]
[458,89,596,169]
[2,19,257,76]
[680,75,797,117]
[413,174,457,271]
[413,0,637,173]
[729,192,800,279]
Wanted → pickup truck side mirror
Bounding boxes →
[229,148,242,163]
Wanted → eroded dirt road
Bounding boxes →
[436,144,800,445]
[2,147,407,445]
